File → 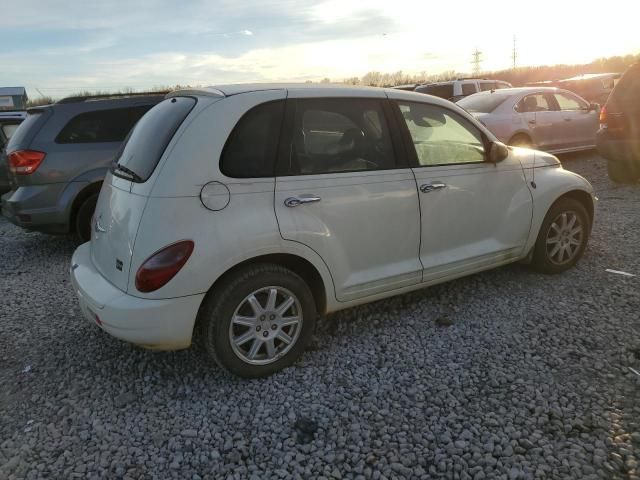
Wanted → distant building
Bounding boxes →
[0,87,28,111]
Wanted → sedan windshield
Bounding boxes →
[457,94,510,113]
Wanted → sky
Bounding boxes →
[1,0,639,99]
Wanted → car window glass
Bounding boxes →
[457,93,509,113]
[555,93,585,111]
[56,105,152,144]
[462,84,477,96]
[221,101,284,178]
[285,99,395,175]
[398,101,485,166]
[479,82,496,91]
[1,123,19,140]
[517,94,553,113]
[416,84,454,99]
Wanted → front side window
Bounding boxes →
[398,102,485,166]
[56,105,152,144]
[284,98,396,175]
[516,94,554,113]
[555,93,587,111]
[221,101,284,178]
[462,83,478,96]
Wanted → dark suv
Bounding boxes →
[1,92,165,240]
[597,64,640,183]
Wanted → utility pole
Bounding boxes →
[512,35,518,69]
[472,48,483,76]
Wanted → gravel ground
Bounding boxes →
[1,151,639,480]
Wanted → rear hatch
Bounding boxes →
[90,96,197,292]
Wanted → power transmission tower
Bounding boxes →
[512,36,518,69]
[472,48,483,76]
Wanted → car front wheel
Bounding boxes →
[531,198,591,274]
[199,264,317,378]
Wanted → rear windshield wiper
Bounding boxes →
[112,162,143,183]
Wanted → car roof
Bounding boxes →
[560,73,621,82]
[468,87,564,96]
[172,83,396,98]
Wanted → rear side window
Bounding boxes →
[457,93,510,113]
[416,84,454,99]
[220,101,285,178]
[613,67,640,102]
[113,97,196,182]
[283,98,396,175]
[479,82,496,91]
[462,84,477,96]
[56,105,152,144]
[1,122,20,140]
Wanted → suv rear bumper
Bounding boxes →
[597,129,640,163]
[70,242,204,350]
[2,183,76,234]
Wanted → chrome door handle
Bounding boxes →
[284,195,321,207]
[420,182,447,193]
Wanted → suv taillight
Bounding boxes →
[135,240,194,292]
[8,150,46,175]
[599,105,608,128]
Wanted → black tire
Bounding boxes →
[199,264,317,378]
[531,198,591,274]
[508,133,534,149]
[75,193,99,242]
[606,159,640,184]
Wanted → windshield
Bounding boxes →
[457,94,510,113]
[112,96,196,182]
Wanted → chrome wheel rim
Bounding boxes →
[545,211,584,265]
[229,286,303,365]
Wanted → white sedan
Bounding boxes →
[457,87,600,154]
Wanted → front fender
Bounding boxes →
[525,166,595,253]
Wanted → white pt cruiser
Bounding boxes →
[71,84,596,377]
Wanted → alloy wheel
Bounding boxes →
[545,211,584,265]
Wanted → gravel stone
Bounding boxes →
[0,152,639,479]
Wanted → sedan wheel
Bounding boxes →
[532,198,590,274]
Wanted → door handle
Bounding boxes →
[284,195,321,207]
[528,120,536,125]
[564,118,572,122]
[420,182,447,193]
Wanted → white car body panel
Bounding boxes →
[70,84,596,350]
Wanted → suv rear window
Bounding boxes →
[220,101,285,178]
[56,105,152,144]
[416,84,454,99]
[112,97,196,182]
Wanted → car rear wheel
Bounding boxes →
[531,198,590,274]
[199,264,317,378]
[509,133,534,149]
[75,193,99,242]
[606,158,640,184]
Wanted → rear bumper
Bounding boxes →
[1,183,72,233]
[597,129,640,163]
[70,242,204,350]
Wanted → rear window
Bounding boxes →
[416,84,454,99]
[112,97,196,182]
[612,66,640,102]
[1,122,20,140]
[56,105,152,144]
[7,112,43,149]
[457,93,510,113]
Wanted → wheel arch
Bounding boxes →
[194,253,329,336]
[557,189,595,226]
[70,181,103,229]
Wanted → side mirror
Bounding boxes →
[488,141,509,164]
[589,102,600,112]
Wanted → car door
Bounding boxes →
[274,94,422,302]
[391,99,533,282]
[515,93,560,151]
[553,91,598,149]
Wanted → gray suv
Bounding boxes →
[1,93,165,240]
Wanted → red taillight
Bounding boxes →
[8,150,46,175]
[135,240,194,293]
[599,106,608,127]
